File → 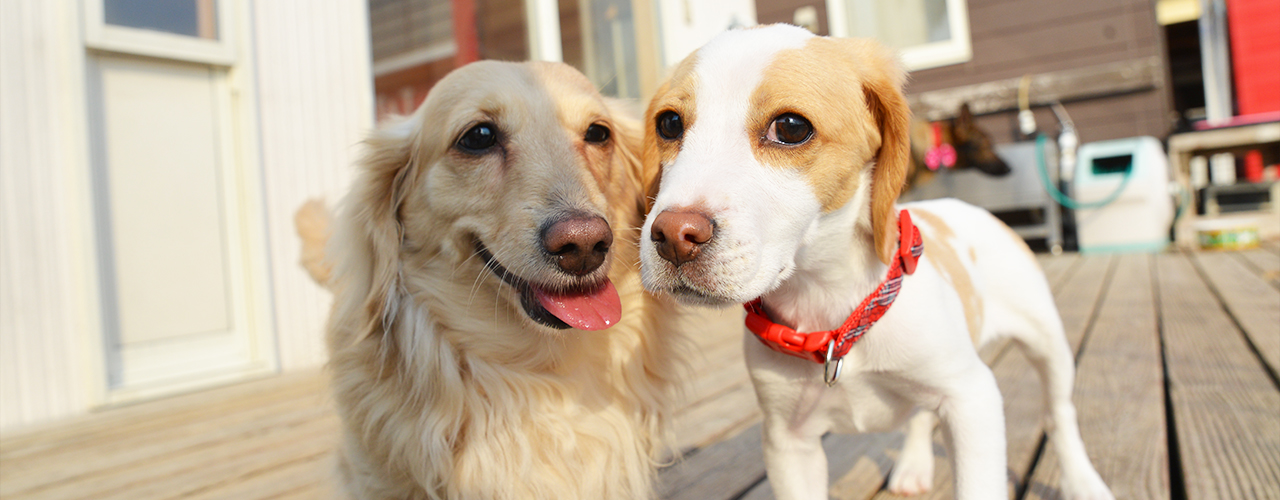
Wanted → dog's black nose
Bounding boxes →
[543,216,612,276]
[650,210,713,266]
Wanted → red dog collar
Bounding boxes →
[744,210,923,373]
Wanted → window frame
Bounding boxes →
[82,0,237,65]
[825,0,972,71]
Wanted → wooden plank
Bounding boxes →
[0,393,331,491]
[660,424,765,500]
[967,0,1149,39]
[1054,255,1114,353]
[1025,253,1168,500]
[0,370,326,458]
[908,57,1164,121]
[180,441,334,500]
[671,308,760,453]
[746,433,903,500]
[1234,249,1280,289]
[3,406,336,499]
[673,380,762,453]
[1194,252,1280,379]
[1155,253,1280,500]
[1039,253,1081,292]
[106,417,337,500]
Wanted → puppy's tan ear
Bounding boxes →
[858,42,912,265]
[333,121,417,345]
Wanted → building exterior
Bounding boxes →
[1,0,373,431]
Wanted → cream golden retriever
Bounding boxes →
[316,61,682,499]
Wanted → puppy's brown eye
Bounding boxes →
[457,123,498,153]
[657,111,683,140]
[584,123,611,143]
[767,114,812,145]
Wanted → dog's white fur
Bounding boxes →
[639,25,1113,499]
[324,61,682,499]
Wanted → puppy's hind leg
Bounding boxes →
[887,410,937,495]
[1009,313,1113,500]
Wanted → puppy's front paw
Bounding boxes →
[886,450,934,496]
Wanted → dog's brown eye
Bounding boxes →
[457,123,498,153]
[584,123,611,144]
[767,114,812,145]
[657,111,683,140]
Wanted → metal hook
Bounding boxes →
[824,339,843,387]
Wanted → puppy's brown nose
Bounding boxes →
[543,216,612,276]
[650,210,713,266]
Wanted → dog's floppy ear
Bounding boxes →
[857,42,912,266]
[333,119,417,345]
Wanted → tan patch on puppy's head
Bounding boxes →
[746,37,912,265]
[642,54,700,215]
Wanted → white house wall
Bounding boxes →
[0,0,97,432]
[251,0,375,371]
[0,0,374,432]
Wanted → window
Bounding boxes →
[561,0,643,99]
[84,0,235,65]
[826,0,971,71]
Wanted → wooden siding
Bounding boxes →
[907,0,1175,143]
[251,0,376,371]
[755,0,829,35]
[0,0,95,432]
[476,0,529,61]
[369,0,454,61]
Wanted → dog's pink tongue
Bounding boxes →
[533,280,622,331]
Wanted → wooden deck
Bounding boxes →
[2,248,1277,500]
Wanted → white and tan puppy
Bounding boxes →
[638,25,1113,499]
[325,61,682,499]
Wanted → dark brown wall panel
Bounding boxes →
[754,0,829,35]
[476,0,528,61]
[905,0,1174,141]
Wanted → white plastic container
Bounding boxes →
[1071,136,1174,254]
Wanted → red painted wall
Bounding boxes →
[1228,0,1280,115]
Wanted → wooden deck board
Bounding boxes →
[1155,253,1280,500]
[660,424,766,500]
[3,252,1279,499]
[1232,249,1280,289]
[1259,239,1280,255]
[1025,253,1169,500]
[1193,252,1280,378]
